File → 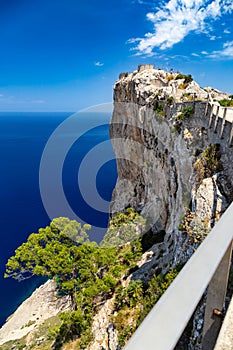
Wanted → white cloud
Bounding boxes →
[130,0,233,55]
[209,41,233,58]
[94,61,104,67]
[201,41,233,59]
[224,29,231,34]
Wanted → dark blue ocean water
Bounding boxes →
[0,112,117,327]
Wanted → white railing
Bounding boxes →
[207,102,233,145]
[210,103,233,123]
[124,202,233,350]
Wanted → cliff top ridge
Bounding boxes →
[117,65,230,104]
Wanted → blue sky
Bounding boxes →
[0,0,233,111]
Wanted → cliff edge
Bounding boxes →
[110,65,233,271]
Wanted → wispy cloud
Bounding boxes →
[94,61,104,67]
[209,41,233,58]
[130,0,233,55]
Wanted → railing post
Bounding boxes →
[229,122,233,147]
[214,296,233,349]
[205,96,209,116]
[213,106,220,133]
[209,104,214,128]
[202,241,233,350]
[219,108,227,139]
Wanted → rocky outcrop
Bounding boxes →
[111,66,233,243]
[87,298,118,350]
[0,280,71,345]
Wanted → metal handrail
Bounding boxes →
[124,202,233,350]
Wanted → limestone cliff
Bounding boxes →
[101,65,233,349]
[110,65,233,273]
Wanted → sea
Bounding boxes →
[0,111,117,327]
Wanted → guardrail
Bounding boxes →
[124,202,233,350]
[207,102,233,146]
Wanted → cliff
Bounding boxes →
[110,65,233,273]
[0,65,232,349]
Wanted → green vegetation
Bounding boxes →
[194,144,222,184]
[175,73,193,84]
[178,83,188,90]
[178,211,210,244]
[21,319,36,329]
[112,266,182,347]
[166,96,174,106]
[179,106,194,119]
[176,73,193,89]
[101,208,147,247]
[183,93,193,101]
[0,338,27,350]
[174,106,194,133]
[4,216,144,348]
[155,102,165,116]
[109,208,141,227]
[4,214,181,349]
[5,217,92,310]
[218,99,233,107]
[167,73,175,82]
[0,316,61,350]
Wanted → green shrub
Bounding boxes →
[194,144,223,184]
[113,266,182,347]
[155,103,165,116]
[101,208,147,247]
[218,99,233,107]
[173,106,194,133]
[182,106,194,118]
[183,93,193,101]
[178,83,188,89]
[166,96,174,106]
[178,211,210,244]
[175,73,193,84]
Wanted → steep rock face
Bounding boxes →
[87,298,118,350]
[110,66,233,270]
[106,66,233,349]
